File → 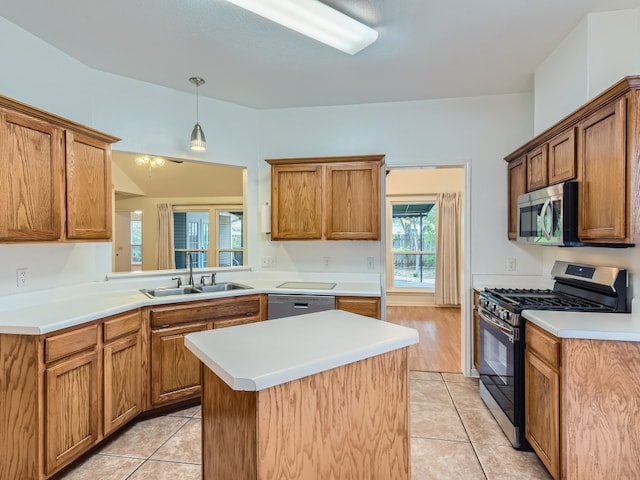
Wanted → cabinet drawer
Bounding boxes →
[103,310,141,342]
[150,295,262,328]
[45,324,98,363]
[526,323,560,369]
[213,315,261,329]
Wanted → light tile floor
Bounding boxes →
[56,373,552,480]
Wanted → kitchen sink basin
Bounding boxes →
[140,282,252,298]
[140,286,201,298]
[195,282,252,293]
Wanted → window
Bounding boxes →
[390,201,436,289]
[173,206,245,268]
[130,211,142,271]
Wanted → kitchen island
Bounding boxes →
[185,310,419,480]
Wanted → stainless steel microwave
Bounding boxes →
[516,181,582,246]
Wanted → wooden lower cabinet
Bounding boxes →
[103,310,143,435]
[336,296,381,319]
[525,322,640,480]
[44,348,100,475]
[525,322,560,479]
[151,322,208,406]
[0,295,269,479]
[149,294,266,408]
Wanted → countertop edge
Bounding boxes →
[0,280,381,335]
[185,315,418,391]
[523,310,640,342]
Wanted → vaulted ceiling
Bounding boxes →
[2,0,639,109]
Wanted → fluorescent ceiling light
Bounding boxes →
[225,0,378,55]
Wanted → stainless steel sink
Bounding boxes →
[195,282,252,293]
[140,286,201,298]
[140,282,252,298]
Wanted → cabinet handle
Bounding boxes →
[161,323,170,328]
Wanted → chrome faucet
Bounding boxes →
[186,251,194,287]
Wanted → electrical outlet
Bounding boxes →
[507,258,517,272]
[366,257,375,270]
[323,256,330,268]
[16,268,28,288]
[261,256,275,268]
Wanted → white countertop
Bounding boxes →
[184,310,419,391]
[0,271,380,335]
[523,310,640,342]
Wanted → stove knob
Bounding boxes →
[501,310,511,322]
[479,298,487,308]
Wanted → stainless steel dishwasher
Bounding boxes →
[267,294,336,320]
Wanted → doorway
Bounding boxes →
[385,167,465,373]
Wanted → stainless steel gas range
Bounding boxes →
[477,261,629,449]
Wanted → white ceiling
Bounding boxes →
[2,0,640,109]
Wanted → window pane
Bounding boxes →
[131,246,142,263]
[219,251,243,267]
[390,201,437,290]
[393,253,436,288]
[218,211,244,249]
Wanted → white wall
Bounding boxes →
[534,8,640,300]
[257,95,540,276]
[0,15,539,299]
[534,8,640,134]
[0,16,261,295]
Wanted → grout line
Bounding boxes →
[443,379,489,480]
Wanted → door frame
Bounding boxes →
[383,162,472,376]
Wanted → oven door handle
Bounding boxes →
[478,307,516,342]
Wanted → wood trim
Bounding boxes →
[505,76,640,162]
[0,93,120,144]
[0,335,42,480]
[266,154,385,166]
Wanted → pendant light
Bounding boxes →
[189,77,206,151]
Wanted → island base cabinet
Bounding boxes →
[202,348,409,480]
[562,339,640,480]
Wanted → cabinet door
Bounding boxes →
[525,349,560,480]
[45,349,100,475]
[151,323,207,407]
[325,162,379,240]
[548,128,576,185]
[507,156,526,240]
[104,332,142,435]
[0,109,64,241]
[526,144,548,191]
[578,98,627,241]
[65,130,112,240]
[270,164,323,240]
[336,296,380,319]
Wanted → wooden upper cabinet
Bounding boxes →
[578,97,627,242]
[325,162,379,240]
[548,128,576,185]
[65,131,112,240]
[507,156,526,240]
[0,94,119,244]
[526,144,548,191]
[267,155,384,241]
[270,163,323,240]
[0,109,64,241]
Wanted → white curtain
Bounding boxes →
[156,203,175,270]
[435,192,462,306]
